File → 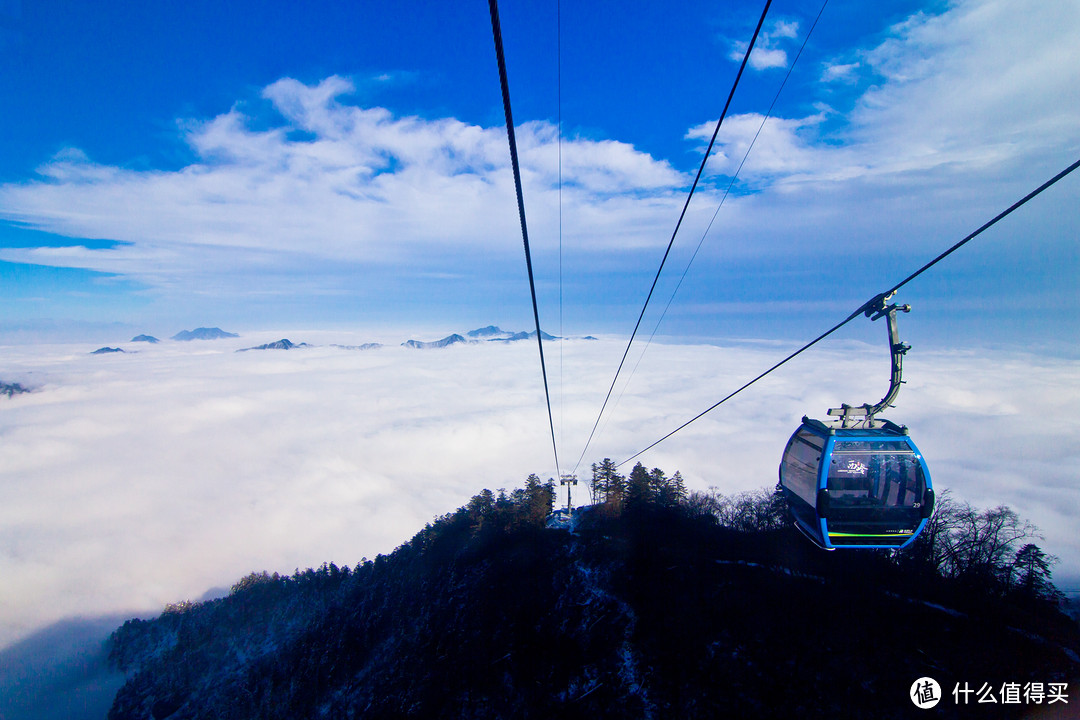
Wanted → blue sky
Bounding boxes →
[1,0,1078,350]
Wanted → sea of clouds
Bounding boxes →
[1,332,1077,652]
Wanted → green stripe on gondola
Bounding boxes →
[828,532,913,538]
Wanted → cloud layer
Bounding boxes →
[1,334,1077,649]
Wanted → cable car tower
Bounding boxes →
[559,474,578,513]
[778,291,934,550]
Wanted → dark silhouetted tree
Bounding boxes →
[946,504,1036,590]
[626,462,652,507]
[523,473,555,525]
[902,488,960,575]
[1011,543,1062,603]
[590,458,625,506]
[667,471,687,505]
[647,467,666,501]
[703,487,788,531]
[685,489,723,519]
[468,488,495,520]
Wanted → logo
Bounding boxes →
[911,677,942,709]
[839,459,868,475]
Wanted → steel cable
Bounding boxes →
[490,0,561,476]
[573,0,775,474]
[618,156,1080,467]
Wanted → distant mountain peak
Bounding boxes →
[91,347,125,355]
[237,339,310,352]
[466,325,505,338]
[490,329,559,342]
[171,327,239,341]
[402,334,472,349]
[1,381,32,398]
[131,334,159,344]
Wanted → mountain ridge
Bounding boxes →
[402,333,472,349]
[77,325,578,354]
[171,327,239,341]
[237,338,311,352]
[105,484,1079,719]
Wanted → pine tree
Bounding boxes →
[648,467,666,502]
[654,470,687,507]
[523,473,554,525]
[670,471,687,504]
[590,458,624,506]
[627,462,652,506]
[467,489,496,521]
[1011,543,1061,603]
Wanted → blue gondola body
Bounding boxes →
[778,417,934,550]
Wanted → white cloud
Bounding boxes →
[840,0,1079,177]
[706,0,1079,190]
[675,0,1080,283]
[1,335,1077,650]
[772,19,799,40]
[821,61,860,83]
[747,47,787,70]
[0,76,686,290]
[728,18,800,71]
[686,112,833,178]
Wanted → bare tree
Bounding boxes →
[693,487,787,532]
[945,505,1037,586]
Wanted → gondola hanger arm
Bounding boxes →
[829,294,911,428]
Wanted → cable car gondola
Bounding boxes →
[778,293,934,550]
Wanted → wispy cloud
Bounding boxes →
[820,61,859,83]
[1,335,1078,649]
[608,0,1080,295]
[727,18,801,70]
[708,0,1080,189]
[843,0,1079,174]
